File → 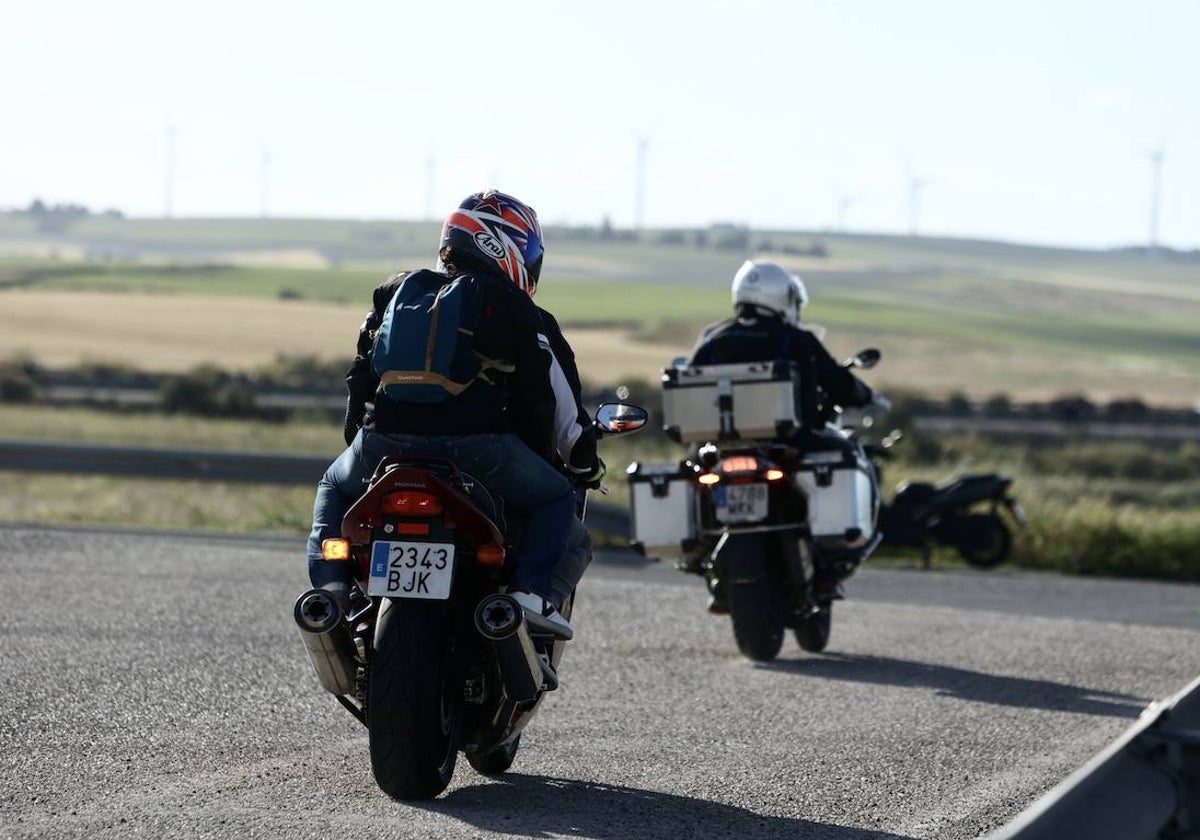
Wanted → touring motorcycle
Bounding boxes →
[629,350,884,662]
[294,403,647,800]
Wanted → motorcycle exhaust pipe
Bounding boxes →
[293,589,358,696]
[474,594,547,702]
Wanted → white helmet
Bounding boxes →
[730,260,808,326]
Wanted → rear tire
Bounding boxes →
[466,735,521,776]
[794,603,832,653]
[368,599,459,800]
[952,513,1012,569]
[724,534,785,662]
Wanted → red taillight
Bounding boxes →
[720,456,759,473]
[380,490,444,517]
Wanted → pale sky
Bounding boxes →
[3,0,1197,248]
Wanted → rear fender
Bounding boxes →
[713,532,772,584]
[342,460,505,577]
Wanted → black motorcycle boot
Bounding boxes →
[811,567,846,604]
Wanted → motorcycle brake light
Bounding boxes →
[720,456,758,473]
[380,490,444,517]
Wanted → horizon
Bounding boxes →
[3,204,1192,256]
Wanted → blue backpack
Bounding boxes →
[370,271,510,404]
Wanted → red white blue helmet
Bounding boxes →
[439,190,544,297]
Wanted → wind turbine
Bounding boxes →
[900,151,932,237]
[1146,143,1165,259]
[424,152,436,221]
[836,193,857,232]
[260,149,273,218]
[164,121,178,219]
[634,135,649,233]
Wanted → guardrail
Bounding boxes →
[0,439,632,538]
[988,674,1200,839]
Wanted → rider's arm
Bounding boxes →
[801,330,874,409]
[342,274,405,444]
[508,291,557,464]
[536,307,598,474]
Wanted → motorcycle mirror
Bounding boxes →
[594,403,649,436]
[845,347,882,370]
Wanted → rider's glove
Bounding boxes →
[579,458,607,490]
[871,392,893,413]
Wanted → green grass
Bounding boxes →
[0,404,343,456]
[0,472,314,536]
[813,290,1200,367]
[0,262,383,304]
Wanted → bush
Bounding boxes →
[161,366,258,417]
[0,371,36,402]
[0,354,39,403]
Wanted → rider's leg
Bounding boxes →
[549,516,592,610]
[306,431,374,591]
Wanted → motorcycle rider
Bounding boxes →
[688,259,881,603]
[308,190,576,638]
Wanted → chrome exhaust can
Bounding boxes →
[475,594,544,702]
[294,589,357,696]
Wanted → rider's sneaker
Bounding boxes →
[509,589,574,640]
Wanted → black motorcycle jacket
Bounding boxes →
[536,306,598,475]
[343,269,556,462]
[688,304,873,425]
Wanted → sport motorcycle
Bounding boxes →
[294,403,647,800]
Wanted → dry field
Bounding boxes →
[0,289,365,371]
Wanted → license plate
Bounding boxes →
[367,541,456,599]
[715,483,769,524]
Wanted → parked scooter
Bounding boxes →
[866,431,1026,569]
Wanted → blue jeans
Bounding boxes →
[307,430,575,600]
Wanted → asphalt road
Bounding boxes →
[2,524,1198,839]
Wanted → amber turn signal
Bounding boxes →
[697,472,721,486]
[765,468,786,481]
[476,544,506,567]
[321,538,352,561]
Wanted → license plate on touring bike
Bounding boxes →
[715,483,769,524]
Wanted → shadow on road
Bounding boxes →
[765,652,1146,717]
[422,773,915,840]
